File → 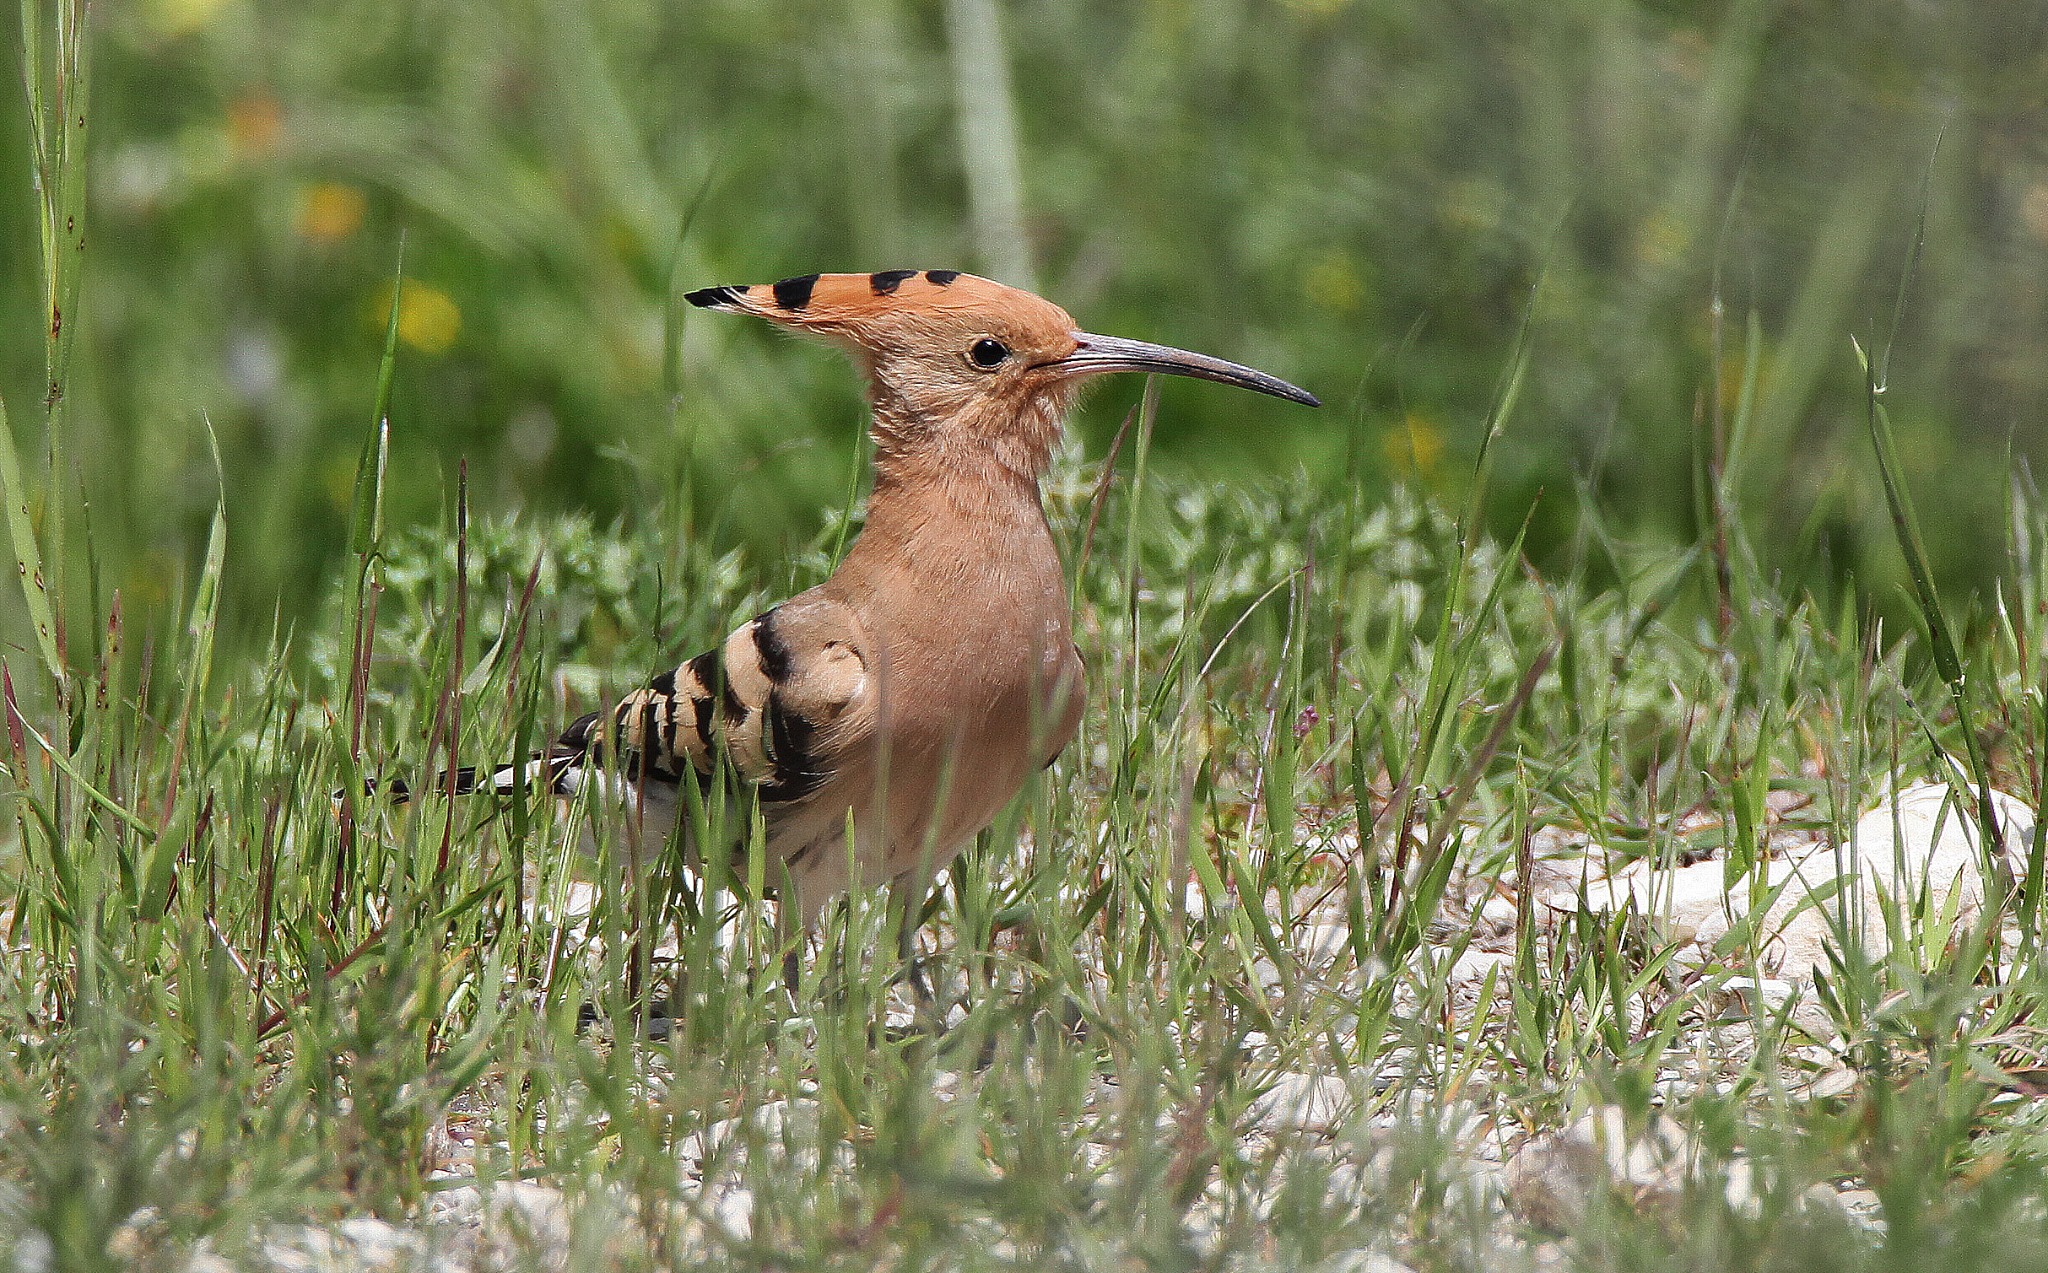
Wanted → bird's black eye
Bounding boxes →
[968,337,1011,369]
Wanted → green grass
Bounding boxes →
[12,1,2048,1269]
[10,422,2048,1268]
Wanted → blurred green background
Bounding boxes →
[4,0,2047,645]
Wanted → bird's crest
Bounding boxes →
[685,270,1047,330]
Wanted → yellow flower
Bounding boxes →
[1440,179,1504,234]
[149,0,229,36]
[322,453,358,512]
[1634,208,1690,268]
[226,93,283,160]
[126,551,175,611]
[1382,412,1445,480]
[1718,346,1770,416]
[2024,180,2048,244]
[1302,249,1365,316]
[294,182,366,244]
[369,282,462,356]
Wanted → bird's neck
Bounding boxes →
[826,393,1075,664]
[866,390,1065,490]
[851,452,1057,580]
[824,419,1068,640]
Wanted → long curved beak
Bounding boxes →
[1047,332,1321,407]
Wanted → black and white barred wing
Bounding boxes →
[496,593,875,814]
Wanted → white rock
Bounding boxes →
[1250,954,1289,994]
[1710,976,1801,1018]
[1250,1071,1354,1136]
[1853,778,2032,895]
[1503,1106,1687,1232]
[1800,1065,1859,1101]
[1833,1186,1884,1229]
[533,880,598,925]
[701,1179,756,1242]
[250,1219,450,1273]
[1448,949,1513,987]
[1589,782,2034,1010]
[1503,1104,1778,1235]
[424,1183,483,1226]
[11,1234,51,1273]
[1477,895,1519,931]
[1507,1102,1858,1239]
[1297,921,1354,967]
[472,1181,574,1270]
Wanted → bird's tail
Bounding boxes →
[365,755,585,806]
[356,707,603,806]
[373,766,481,805]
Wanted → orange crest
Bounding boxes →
[686,270,1048,330]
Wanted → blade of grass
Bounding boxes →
[1074,402,1141,584]
[0,394,63,684]
[138,416,228,921]
[1855,350,2007,887]
[4,697,153,842]
[21,0,92,683]
[1383,265,1541,914]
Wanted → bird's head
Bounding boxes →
[687,270,1318,485]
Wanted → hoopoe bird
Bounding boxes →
[431,270,1317,952]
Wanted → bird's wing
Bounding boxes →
[507,592,875,806]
